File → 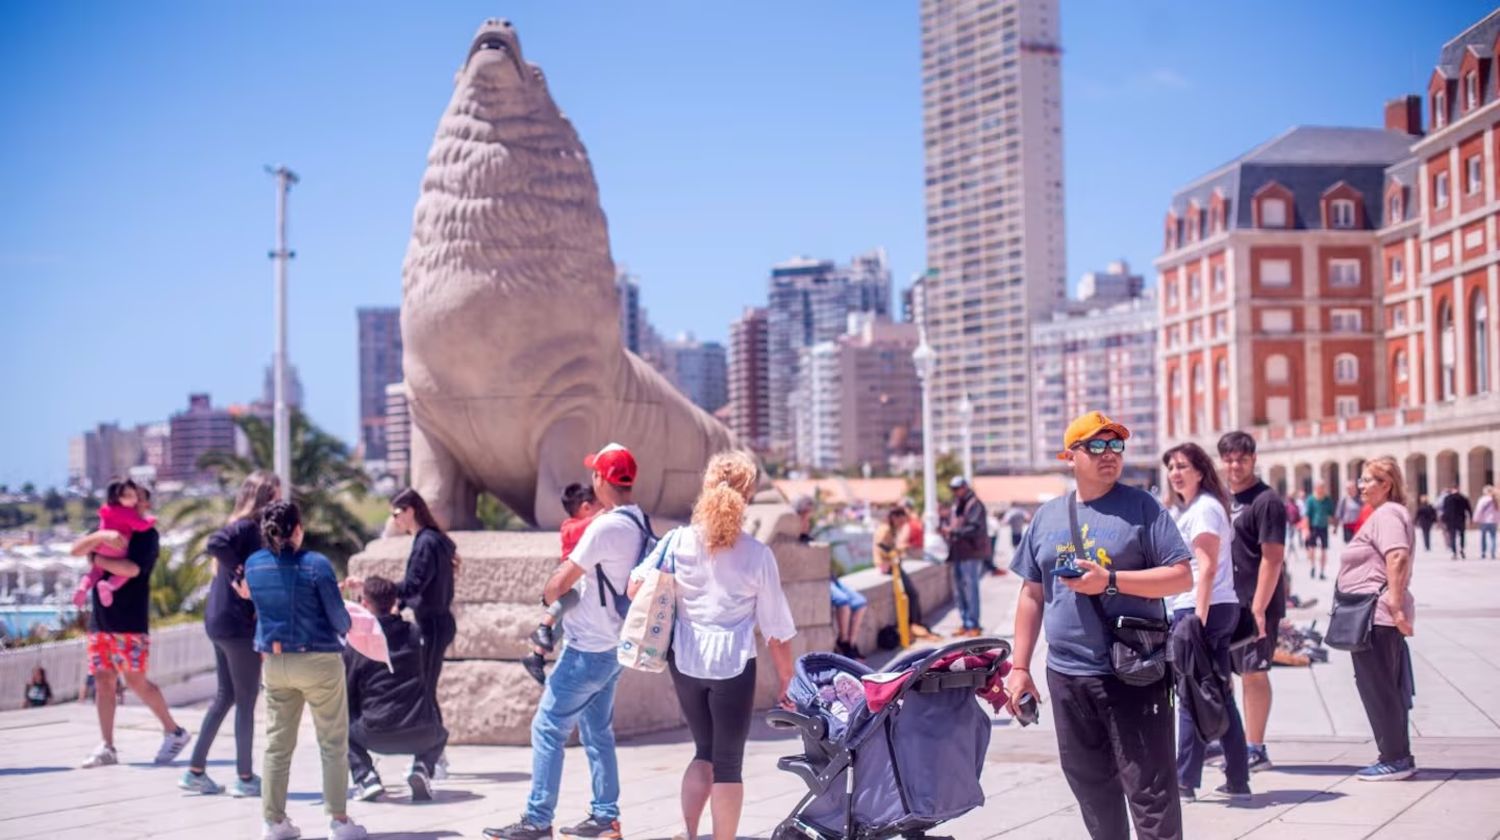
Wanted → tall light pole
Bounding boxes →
[266,165,299,493]
[958,392,975,482]
[911,331,940,557]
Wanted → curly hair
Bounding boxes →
[691,451,759,552]
[260,500,302,555]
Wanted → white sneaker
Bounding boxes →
[329,817,369,839]
[433,752,449,781]
[262,817,301,840]
[82,743,118,768]
[154,727,192,765]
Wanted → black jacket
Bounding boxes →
[1440,493,1472,528]
[204,518,261,640]
[1169,614,1230,743]
[345,614,439,734]
[396,528,456,620]
[946,491,990,561]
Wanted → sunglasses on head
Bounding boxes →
[1075,438,1126,456]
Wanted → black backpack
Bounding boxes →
[594,508,658,619]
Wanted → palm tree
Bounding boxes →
[170,410,372,574]
[150,547,212,619]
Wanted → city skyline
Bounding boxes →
[4,2,1495,487]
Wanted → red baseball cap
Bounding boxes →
[584,443,637,487]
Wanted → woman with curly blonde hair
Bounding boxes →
[629,450,796,840]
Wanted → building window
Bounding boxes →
[1212,265,1226,295]
[1389,192,1402,222]
[1475,292,1492,394]
[1468,156,1484,195]
[1331,199,1356,229]
[1214,313,1228,335]
[1466,72,1479,110]
[1216,357,1229,389]
[1262,309,1294,334]
[1390,255,1404,285]
[1434,240,1452,262]
[1192,363,1205,394]
[1189,321,1203,343]
[1330,309,1364,333]
[1261,197,1287,228]
[1265,354,1290,384]
[1435,171,1450,208]
[1260,258,1292,288]
[1435,90,1447,128]
[1329,258,1361,288]
[1335,396,1361,418]
[1217,399,1230,431]
[1395,349,1410,383]
[1334,353,1359,384]
[1393,304,1407,329]
[1440,300,1457,400]
[1188,271,1201,301]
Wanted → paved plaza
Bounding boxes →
[2,540,1499,839]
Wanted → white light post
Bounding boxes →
[958,392,975,482]
[911,332,940,557]
[266,165,299,493]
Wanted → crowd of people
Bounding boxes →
[51,402,1475,840]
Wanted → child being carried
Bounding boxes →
[73,479,155,608]
[520,482,603,685]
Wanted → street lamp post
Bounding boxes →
[266,165,299,493]
[958,392,975,482]
[911,332,940,557]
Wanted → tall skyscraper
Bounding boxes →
[385,382,411,485]
[165,394,236,484]
[921,0,1066,470]
[616,270,644,354]
[357,307,403,462]
[659,334,729,414]
[261,361,304,409]
[728,307,770,452]
[793,315,922,472]
[765,249,891,455]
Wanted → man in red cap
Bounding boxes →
[1005,411,1193,840]
[487,443,651,840]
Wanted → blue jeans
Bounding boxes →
[1481,524,1497,558]
[951,558,983,630]
[525,647,623,826]
[1172,605,1250,790]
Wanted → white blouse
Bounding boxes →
[631,525,798,680]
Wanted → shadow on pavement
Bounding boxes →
[446,771,531,784]
[1269,763,1363,776]
[368,832,462,839]
[1227,789,1347,809]
[0,766,70,776]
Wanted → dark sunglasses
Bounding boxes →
[1075,438,1126,456]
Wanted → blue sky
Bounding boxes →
[2,1,1493,488]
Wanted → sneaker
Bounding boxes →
[233,775,262,798]
[329,818,369,840]
[154,727,192,765]
[82,743,118,768]
[1215,782,1253,800]
[262,818,301,840]
[559,814,623,839]
[434,753,449,781]
[484,820,553,839]
[1179,787,1196,803]
[407,765,432,801]
[530,623,556,653]
[1320,571,1327,581]
[522,652,548,686]
[1309,565,1316,579]
[1246,746,1273,773]
[179,769,224,795]
[354,774,385,802]
[1357,756,1416,781]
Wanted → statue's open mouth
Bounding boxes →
[466,31,524,80]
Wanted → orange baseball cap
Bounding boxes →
[1057,411,1131,460]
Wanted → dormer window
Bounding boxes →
[1331,199,1356,229]
[1261,197,1287,228]
[1466,72,1479,110]
[1389,192,1402,222]
[1436,171,1451,208]
[1435,90,1448,128]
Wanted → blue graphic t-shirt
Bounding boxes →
[1010,483,1191,677]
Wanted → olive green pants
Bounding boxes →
[262,652,349,823]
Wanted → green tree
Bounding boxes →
[171,411,371,574]
[476,493,527,531]
[20,482,35,496]
[903,452,964,517]
[43,488,67,515]
[150,548,212,619]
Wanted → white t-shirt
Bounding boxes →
[631,525,797,680]
[565,505,651,653]
[1169,493,1239,613]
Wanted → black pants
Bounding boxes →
[1444,524,1466,556]
[417,612,456,724]
[190,636,261,777]
[669,656,756,783]
[348,719,449,782]
[1419,524,1432,551]
[898,568,924,627]
[1047,669,1181,840]
[1351,626,1413,764]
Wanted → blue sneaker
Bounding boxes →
[233,775,262,798]
[1246,745,1273,773]
[1357,756,1416,781]
[178,769,224,795]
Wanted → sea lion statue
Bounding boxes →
[401,19,735,529]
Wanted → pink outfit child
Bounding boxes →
[73,504,157,608]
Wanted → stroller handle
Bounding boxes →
[767,708,828,741]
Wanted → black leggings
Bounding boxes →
[669,656,757,783]
[418,612,456,725]
[190,636,261,777]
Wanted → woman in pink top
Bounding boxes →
[1336,457,1416,782]
[73,479,156,608]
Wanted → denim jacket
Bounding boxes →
[245,547,351,654]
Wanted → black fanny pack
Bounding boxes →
[1326,585,1385,652]
[1068,492,1171,687]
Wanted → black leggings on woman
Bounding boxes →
[190,636,262,777]
[418,612,456,724]
[669,656,757,783]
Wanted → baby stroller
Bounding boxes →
[768,637,1011,840]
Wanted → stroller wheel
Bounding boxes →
[773,818,825,840]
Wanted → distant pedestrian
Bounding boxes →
[630,450,797,840]
[1414,496,1438,552]
[1008,411,1193,839]
[873,506,936,643]
[1305,482,1335,579]
[1475,486,1497,560]
[1337,458,1418,781]
[1440,486,1472,560]
[180,470,280,797]
[1283,493,1303,566]
[1336,481,1363,543]
[942,477,989,636]
[246,500,366,840]
[24,666,52,708]
[1004,505,1029,552]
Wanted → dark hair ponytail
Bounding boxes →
[261,500,302,555]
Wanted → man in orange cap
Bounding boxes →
[1005,411,1193,839]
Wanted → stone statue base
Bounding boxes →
[348,503,833,745]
